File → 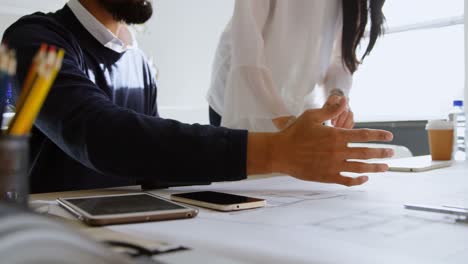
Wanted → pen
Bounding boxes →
[404,204,468,218]
[442,205,468,211]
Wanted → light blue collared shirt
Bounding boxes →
[67,0,137,53]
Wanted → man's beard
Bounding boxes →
[97,0,153,24]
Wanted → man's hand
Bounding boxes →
[247,95,394,187]
[273,95,393,186]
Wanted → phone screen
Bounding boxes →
[172,191,264,205]
[64,194,186,215]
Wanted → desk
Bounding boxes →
[32,162,468,264]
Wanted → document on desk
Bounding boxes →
[110,174,468,264]
[157,177,441,232]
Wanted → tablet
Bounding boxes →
[57,193,198,226]
[386,155,453,172]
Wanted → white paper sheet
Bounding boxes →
[109,162,468,264]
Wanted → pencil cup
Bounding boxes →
[426,120,454,161]
[0,135,29,207]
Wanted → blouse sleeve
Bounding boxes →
[221,0,291,130]
[321,16,353,98]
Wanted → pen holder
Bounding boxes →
[0,135,29,207]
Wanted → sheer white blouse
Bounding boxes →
[207,0,353,132]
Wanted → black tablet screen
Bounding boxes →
[65,194,185,215]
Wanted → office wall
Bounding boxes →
[137,0,234,124]
[0,0,234,125]
[0,0,67,35]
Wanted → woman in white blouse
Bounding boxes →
[207,0,385,132]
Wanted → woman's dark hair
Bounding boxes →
[342,0,386,74]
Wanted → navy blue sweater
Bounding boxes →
[2,6,248,193]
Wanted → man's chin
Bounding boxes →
[97,0,153,24]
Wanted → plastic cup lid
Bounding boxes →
[425,120,454,130]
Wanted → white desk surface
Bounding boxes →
[34,161,468,264]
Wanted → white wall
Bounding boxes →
[0,0,234,125]
[351,24,464,122]
[0,0,67,35]
[137,0,234,124]
[351,0,465,122]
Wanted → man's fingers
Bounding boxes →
[331,175,369,187]
[346,147,394,160]
[312,95,347,123]
[342,161,389,174]
[342,129,393,143]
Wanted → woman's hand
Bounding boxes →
[273,116,297,130]
[328,95,354,129]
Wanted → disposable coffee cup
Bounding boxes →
[425,120,454,161]
[0,135,29,207]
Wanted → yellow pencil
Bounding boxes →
[15,43,48,112]
[8,49,64,135]
[9,44,48,132]
[8,55,50,135]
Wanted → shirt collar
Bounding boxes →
[67,0,137,53]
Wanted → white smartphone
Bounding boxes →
[387,155,452,172]
[170,191,266,212]
[57,193,198,226]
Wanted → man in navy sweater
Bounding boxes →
[2,0,394,193]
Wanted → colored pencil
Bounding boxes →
[8,48,64,135]
[15,43,47,113]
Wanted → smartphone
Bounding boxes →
[57,193,198,226]
[387,156,452,172]
[170,191,266,212]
